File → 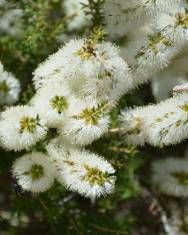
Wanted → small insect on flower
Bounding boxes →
[0,105,47,151]
[152,157,188,197]
[12,152,56,193]
[0,61,20,105]
[48,147,116,200]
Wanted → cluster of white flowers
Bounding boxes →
[103,0,188,88]
[2,0,188,203]
[0,61,20,105]
[0,38,133,199]
[120,91,188,147]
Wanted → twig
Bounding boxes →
[142,187,175,235]
[63,193,76,203]
[109,128,124,134]
[38,198,49,212]
[90,223,127,234]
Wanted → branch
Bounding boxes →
[108,127,124,134]
[90,223,127,234]
[141,187,175,235]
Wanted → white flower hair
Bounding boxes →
[60,101,111,146]
[31,82,77,128]
[12,152,56,193]
[47,144,116,200]
[0,105,48,151]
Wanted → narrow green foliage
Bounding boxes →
[82,0,105,28]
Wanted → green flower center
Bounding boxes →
[135,32,172,58]
[83,165,114,186]
[0,81,9,94]
[50,95,68,113]
[78,108,100,125]
[172,171,188,186]
[127,117,143,135]
[180,104,188,112]
[24,164,44,181]
[75,101,108,125]
[76,40,97,60]
[176,11,188,28]
[20,116,39,133]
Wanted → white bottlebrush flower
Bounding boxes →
[31,82,77,128]
[131,31,179,86]
[33,38,132,102]
[0,105,47,151]
[157,2,188,44]
[120,93,188,147]
[12,152,55,193]
[103,0,174,38]
[147,93,188,147]
[152,157,188,197]
[0,61,20,105]
[63,0,90,32]
[60,101,111,146]
[120,100,171,146]
[48,146,116,199]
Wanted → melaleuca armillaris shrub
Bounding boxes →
[1,0,188,235]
